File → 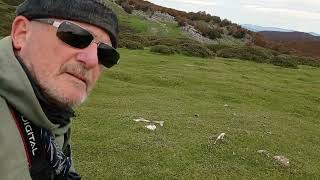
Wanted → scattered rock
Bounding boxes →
[133,117,150,123]
[224,104,229,107]
[257,150,267,154]
[257,149,290,168]
[214,133,226,144]
[145,124,157,131]
[133,117,164,130]
[150,11,176,23]
[257,150,270,157]
[273,155,290,167]
[181,25,213,43]
[153,121,164,127]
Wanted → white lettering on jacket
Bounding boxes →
[21,116,38,156]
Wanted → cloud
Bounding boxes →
[163,0,217,6]
[241,0,320,6]
[244,5,320,20]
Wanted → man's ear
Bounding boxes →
[11,16,31,50]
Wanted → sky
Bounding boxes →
[148,0,320,34]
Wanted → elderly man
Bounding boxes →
[0,0,119,179]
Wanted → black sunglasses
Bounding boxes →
[32,18,120,68]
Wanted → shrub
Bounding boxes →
[269,55,298,68]
[206,44,231,52]
[232,29,246,39]
[147,37,219,58]
[119,23,138,34]
[150,45,175,55]
[119,33,148,46]
[207,29,222,39]
[176,43,215,58]
[119,40,144,50]
[220,19,232,27]
[121,2,134,14]
[148,37,199,47]
[288,55,320,67]
[211,16,221,24]
[217,46,272,63]
[176,16,188,27]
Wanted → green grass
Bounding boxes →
[120,13,185,38]
[0,1,15,37]
[73,49,320,179]
[111,0,185,38]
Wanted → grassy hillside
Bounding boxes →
[1,0,319,68]
[73,49,320,179]
[0,0,186,39]
[1,1,320,179]
[0,0,15,37]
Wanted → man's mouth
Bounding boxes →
[66,72,88,85]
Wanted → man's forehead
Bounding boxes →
[16,0,119,48]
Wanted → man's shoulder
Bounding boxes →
[0,97,32,180]
[0,96,11,118]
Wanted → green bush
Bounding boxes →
[119,40,144,50]
[269,55,298,68]
[207,29,222,39]
[150,45,175,55]
[147,37,216,58]
[293,56,320,67]
[148,37,199,47]
[119,33,148,46]
[217,46,272,63]
[205,44,232,53]
[176,43,215,58]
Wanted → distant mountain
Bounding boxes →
[241,24,294,33]
[241,24,320,37]
[259,31,320,42]
[259,31,320,57]
[309,32,320,37]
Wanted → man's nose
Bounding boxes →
[76,43,99,69]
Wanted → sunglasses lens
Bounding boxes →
[57,22,93,49]
[98,43,120,68]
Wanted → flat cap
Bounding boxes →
[16,0,119,48]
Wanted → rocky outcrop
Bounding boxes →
[181,25,213,43]
[132,10,176,24]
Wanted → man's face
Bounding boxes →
[18,19,111,107]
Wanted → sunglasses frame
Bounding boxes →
[32,18,120,68]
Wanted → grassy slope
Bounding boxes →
[1,1,319,178]
[73,49,320,179]
[0,1,15,37]
[0,0,241,44]
[120,15,183,37]
[108,1,185,38]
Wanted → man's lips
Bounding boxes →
[66,72,88,85]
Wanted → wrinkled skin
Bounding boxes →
[11,16,111,107]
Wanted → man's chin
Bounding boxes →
[44,88,88,108]
[60,92,88,107]
[36,77,89,108]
